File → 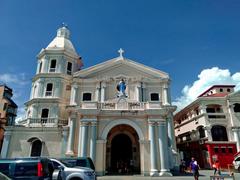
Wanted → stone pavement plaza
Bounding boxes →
[97,170,240,180]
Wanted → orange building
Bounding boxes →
[0,84,17,152]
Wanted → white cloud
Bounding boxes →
[0,73,29,86]
[15,107,26,122]
[173,67,240,111]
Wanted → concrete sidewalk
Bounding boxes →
[97,170,240,180]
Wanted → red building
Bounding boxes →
[174,85,240,168]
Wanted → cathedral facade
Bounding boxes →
[1,26,177,176]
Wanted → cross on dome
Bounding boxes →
[118,48,124,58]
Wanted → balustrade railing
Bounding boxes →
[19,118,67,127]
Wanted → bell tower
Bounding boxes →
[25,25,82,126]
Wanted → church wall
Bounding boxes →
[7,127,62,158]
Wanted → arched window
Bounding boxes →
[150,93,159,101]
[29,138,42,157]
[67,62,72,75]
[198,126,205,138]
[211,125,228,141]
[83,93,92,101]
[49,59,56,72]
[233,103,240,113]
[45,83,53,96]
[41,108,49,123]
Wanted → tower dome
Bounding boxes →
[46,25,77,55]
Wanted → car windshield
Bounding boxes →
[235,157,240,161]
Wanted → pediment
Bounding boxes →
[74,57,169,80]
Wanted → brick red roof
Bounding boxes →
[203,93,229,97]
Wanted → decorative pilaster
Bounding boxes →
[55,80,62,98]
[148,121,158,176]
[95,83,100,101]
[70,84,78,105]
[90,121,97,163]
[100,82,106,102]
[135,82,141,101]
[158,121,172,176]
[37,79,44,97]
[66,115,76,155]
[78,121,89,157]
[43,57,49,73]
[204,126,212,141]
[1,130,12,158]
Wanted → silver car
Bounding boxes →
[51,158,96,180]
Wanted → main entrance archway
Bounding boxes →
[106,124,140,175]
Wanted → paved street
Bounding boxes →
[97,170,240,180]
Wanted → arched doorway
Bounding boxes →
[106,124,140,175]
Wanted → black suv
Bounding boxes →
[0,157,54,180]
[59,157,95,170]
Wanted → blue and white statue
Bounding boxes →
[117,79,127,98]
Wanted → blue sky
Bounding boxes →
[1,0,240,119]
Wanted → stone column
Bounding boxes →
[148,121,158,176]
[78,121,89,157]
[66,115,76,155]
[158,121,172,176]
[61,126,68,157]
[163,85,170,105]
[70,84,78,105]
[1,130,12,158]
[90,121,97,163]
[204,126,212,141]
[233,128,240,152]
[100,82,106,102]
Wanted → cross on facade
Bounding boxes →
[118,48,124,58]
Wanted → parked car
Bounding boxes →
[51,158,96,180]
[0,157,54,180]
[233,152,240,172]
[59,157,95,170]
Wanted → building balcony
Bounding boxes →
[18,118,67,127]
[79,101,163,110]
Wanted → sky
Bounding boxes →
[1,0,240,120]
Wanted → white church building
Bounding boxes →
[1,26,178,176]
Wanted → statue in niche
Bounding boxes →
[117,79,127,98]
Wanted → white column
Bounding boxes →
[163,85,170,105]
[148,121,158,176]
[135,83,140,101]
[100,82,106,102]
[31,104,37,118]
[1,130,12,158]
[61,126,68,157]
[78,122,88,157]
[70,84,78,105]
[233,129,240,152]
[95,83,100,101]
[90,121,97,163]
[158,121,172,176]
[66,116,76,155]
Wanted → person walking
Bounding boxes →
[190,157,200,180]
[213,160,221,176]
